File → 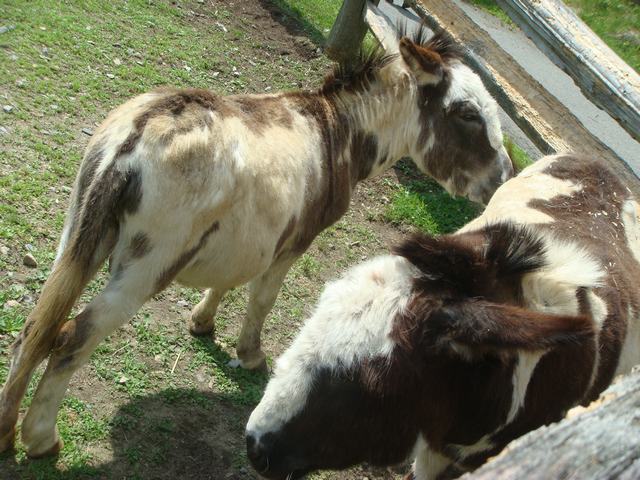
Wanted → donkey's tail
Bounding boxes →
[11,138,142,384]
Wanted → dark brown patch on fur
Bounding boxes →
[232,95,294,134]
[70,163,142,268]
[418,80,500,199]
[527,155,639,401]
[52,309,93,370]
[274,216,297,259]
[154,220,220,292]
[282,93,353,254]
[116,88,225,158]
[129,232,151,259]
[350,131,378,182]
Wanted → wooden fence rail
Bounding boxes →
[495,0,640,142]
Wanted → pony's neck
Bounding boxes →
[323,85,415,183]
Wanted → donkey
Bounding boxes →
[0,30,512,457]
[246,154,640,480]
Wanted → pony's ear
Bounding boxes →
[398,36,444,86]
[426,299,594,356]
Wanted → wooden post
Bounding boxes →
[326,0,379,64]
[463,369,640,479]
[494,0,640,143]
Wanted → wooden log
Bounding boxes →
[494,0,640,143]
[326,0,380,64]
[409,0,640,196]
[462,368,640,479]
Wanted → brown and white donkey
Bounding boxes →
[0,31,512,457]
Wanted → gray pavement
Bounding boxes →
[379,0,640,174]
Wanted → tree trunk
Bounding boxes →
[494,0,640,143]
[326,0,379,64]
[462,368,640,479]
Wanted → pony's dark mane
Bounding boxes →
[321,25,462,95]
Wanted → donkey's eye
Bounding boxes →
[460,112,481,122]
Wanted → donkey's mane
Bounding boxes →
[393,222,546,295]
[321,26,461,95]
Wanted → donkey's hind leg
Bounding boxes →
[232,257,297,371]
[20,275,151,458]
[189,287,228,337]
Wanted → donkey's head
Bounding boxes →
[327,30,513,204]
[397,32,512,204]
[246,224,593,479]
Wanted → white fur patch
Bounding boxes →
[621,200,640,264]
[459,157,583,233]
[246,255,418,436]
[523,237,603,316]
[506,351,542,423]
[448,434,493,460]
[411,435,451,480]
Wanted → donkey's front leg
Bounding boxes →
[231,257,297,371]
[190,287,228,337]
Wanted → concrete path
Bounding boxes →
[379,0,640,174]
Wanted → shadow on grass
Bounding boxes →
[0,339,269,480]
[2,386,262,479]
[389,159,482,235]
[258,0,327,45]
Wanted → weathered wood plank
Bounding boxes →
[463,368,640,479]
[494,0,640,143]
[408,0,639,195]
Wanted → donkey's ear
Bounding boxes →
[398,36,444,86]
[427,299,593,355]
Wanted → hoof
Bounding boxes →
[26,437,64,459]
[228,357,269,373]
[189,323,215,338]
[0,426,16,454]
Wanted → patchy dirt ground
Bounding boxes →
[0,1,439,479]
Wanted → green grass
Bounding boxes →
[270,0,342,42]
[385,136,533,234]
[466,0,514,25]
[565,0,640,72]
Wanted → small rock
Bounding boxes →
[21,295,34,305]
[232,70,241,77]
[41,46,49,57]
[61,185,72,193]
[0,245,8,256]
[184,65,192,72]
[154,354,163,362]
[106,73,115,79]
[197,0,204,3]
[212,71,220,77]
[50,104,59,110]
[176,300,189,308]
[118,375,128,385]
[3,105,14,113]
[23,253,38,268]
[81,127,93,136]
[0,25,16,34]
[215,21,227,33]
[113,57,122,66]
[15,78,26,88]
[4,300,20,309]
[25,243,35,251]
[0,126,8,135]
[9,54,18,61]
